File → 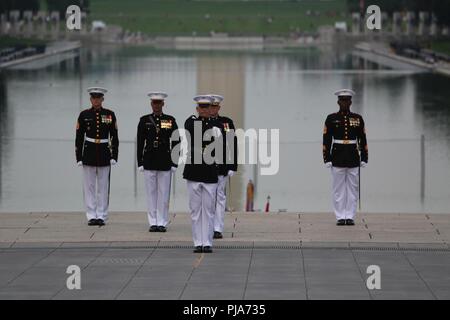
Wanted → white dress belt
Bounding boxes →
[333,139,357,145]
[85,137,109,144]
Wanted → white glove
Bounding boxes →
[77,161,83,167]
[138,166,144,172]
[171,167,177,173]
[212,126,222,138]
[325,162,332,169]
[360,161,367,168]
[110,159,117,165]
[227,170,235,177]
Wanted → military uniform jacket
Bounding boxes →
[182,116,219,184]
[210,115,238,176]
[137,113,179,171]
[323,111,368,168]
[75,107,119,167]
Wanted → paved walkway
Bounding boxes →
[0,41,81,69]
[1,246,449,300]
[1,212,450,247]
[354,41,450,77]
[1,212,449,300]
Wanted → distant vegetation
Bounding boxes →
[1,0,450,37]
[88,0,349,36]
[431,40,450,55]
[347,0,450,27]
[0,36,45,49]
[0,0,40,13]
[0,0,89,16]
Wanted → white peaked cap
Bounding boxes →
[87,87,108,95]
[334,89,356,97]
[148,92,168,100]
[193,95,214,104]
[207,94,224,105]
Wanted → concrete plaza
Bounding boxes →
[0,212,449,300]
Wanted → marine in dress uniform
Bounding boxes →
[75,87,119,226]
[137,92,179,232]
[208,94,238,239]
[323,89,368,226]
[183,95,221,253]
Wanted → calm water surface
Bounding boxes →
[0,45,449,213]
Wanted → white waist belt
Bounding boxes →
[333,139,357,145]
[85,137,109,144]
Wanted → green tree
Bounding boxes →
[347,0,405,15]
[46,0,89,18]
[433,0,450,27]
[0,0,40,14]
[347,0,450,26]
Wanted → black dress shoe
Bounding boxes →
[336,219,346,226]
[157,226,167,232]
[88,219,98,226]
[96,219,105,226]
[149,225,158,232]
[193,246,202,253]
[346,219,355,226]
[202,246,213,253]
[213,231,223,239]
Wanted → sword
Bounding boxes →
[215,178,218,211]
[107,165,111,209]
[81,165,86,214]
[168,171,173,211]
[228,175,233,213]
[358,164,361,211]
[358,144,362,212]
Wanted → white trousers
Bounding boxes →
[214,175,228,233]
[187,181,218,247]
[331,167,359,221]
[82,165,111,221]
[144,170,171,227]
